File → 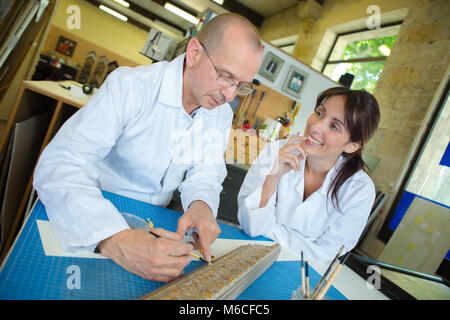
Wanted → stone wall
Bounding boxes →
[366,0,450,194]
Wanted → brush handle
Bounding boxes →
[314,264,343,300]
[149,230,209,263]
[148,230,161,238]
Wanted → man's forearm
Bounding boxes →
[188,200,213,216]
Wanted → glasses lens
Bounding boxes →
[237,86,253,96]
[216,75,235,88]
[216,74,253,96]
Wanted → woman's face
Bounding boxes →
[301,95,361,162]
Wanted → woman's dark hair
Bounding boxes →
[316,87,380,211]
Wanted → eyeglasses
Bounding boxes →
[199,41,254,96]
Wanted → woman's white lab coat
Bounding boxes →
[237,139,375,261]
[33,54,232,254]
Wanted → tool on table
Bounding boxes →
[310,245,345,298]
[301,251,306,297]
[276,116,289,126]
[292,101,300,119]
[82,83,93,94]
[243,89,257,117]
[59,84,71,90]
[253,117,261,129]
[187,228,214,264]
[251,91,266,118]
[292,251,310,300]
[233,94,249,125]
[305,261,310,298]
[291,100,296,111]
[146,219,209,264]
[236,79,260,126]
[242,119,251,130]
[313,252,350,300]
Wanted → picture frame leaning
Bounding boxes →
[257,51,284,82]
[282,65,307,99]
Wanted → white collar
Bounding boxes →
[158,54,185,108]
[158,53,223,118]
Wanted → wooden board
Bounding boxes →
[141,243,281,300]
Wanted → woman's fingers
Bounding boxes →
[284,144,307,160]
[286,135,307,146]
[279,151,301,171]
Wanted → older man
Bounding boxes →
[33,13,263,282]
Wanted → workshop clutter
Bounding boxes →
[225,128,267,166]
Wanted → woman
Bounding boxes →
[237,87,380,261]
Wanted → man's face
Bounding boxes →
[191,39,263,110]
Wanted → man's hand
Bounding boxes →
[97,228,193,282]
[176,200,220,263]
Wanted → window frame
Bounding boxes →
[320,21,403,76]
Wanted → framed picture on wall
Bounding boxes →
[55,36,77,57]
[282,65,307,98]
[257,52,284,82]
[172,37,190,60]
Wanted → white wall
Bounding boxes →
[254,40,338,136]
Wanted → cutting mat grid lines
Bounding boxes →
[0,190,346,300]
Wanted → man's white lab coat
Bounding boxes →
[237,139,375,261]
[33,54,233,254]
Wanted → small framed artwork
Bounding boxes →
[55,36,77,57]
[172,37,190,60]
[282,66,307,98]
[257,52,284,82]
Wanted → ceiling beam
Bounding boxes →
[85,0,187,34]
[161,0,265,28]
[128,1,188,33]
[222,0,264,27]
[152,0,198,17]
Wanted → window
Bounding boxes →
[322,23,401,93]
[271,35,298,56]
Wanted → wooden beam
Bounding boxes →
[222,0,264,27]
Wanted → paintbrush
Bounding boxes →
[313,252,350,300]
[310,245,345,298]
[301,251,306,297]
[306,261,310,298]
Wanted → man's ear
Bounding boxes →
[344,141,361,154]
[185,38,202,68]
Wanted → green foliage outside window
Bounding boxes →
[341,35,397,93]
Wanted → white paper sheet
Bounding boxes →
[36,220,107,259]
[36,219,297,261]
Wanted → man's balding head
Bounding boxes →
[183,13,263,112]
[196,13,262,56]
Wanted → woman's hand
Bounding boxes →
[269,136,308,178]
[259,136,307,208]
